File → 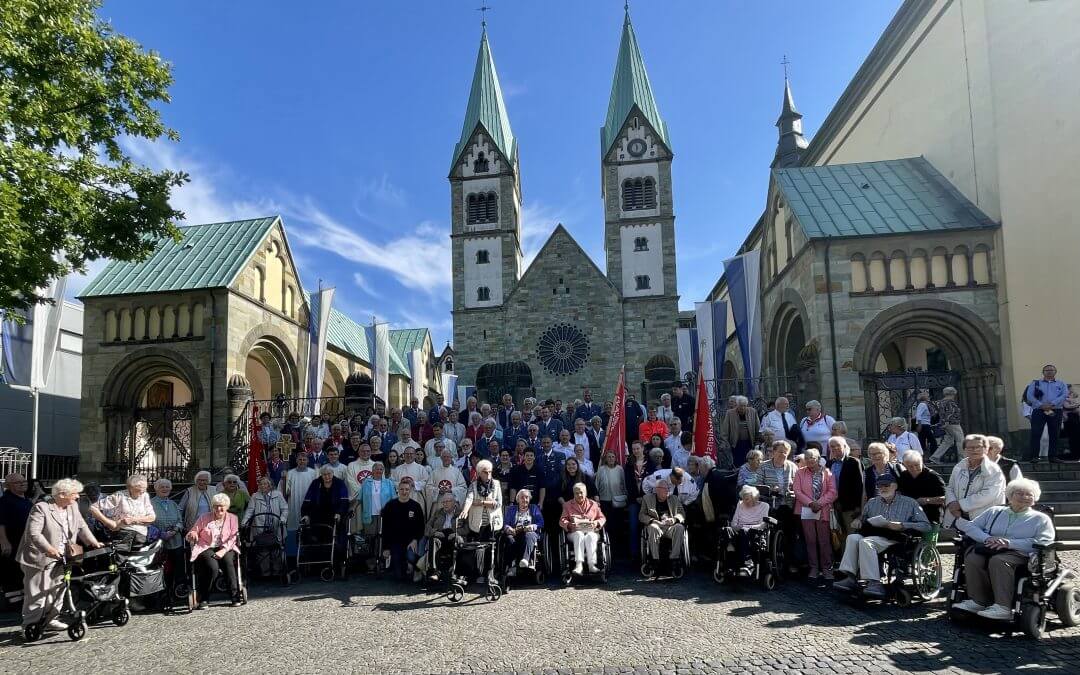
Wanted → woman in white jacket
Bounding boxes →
[944,434,1005,527]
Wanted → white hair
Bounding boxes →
[805,400,822,410]
[943,386,957,397]
[987,436,1004,451]
[887,416,906,428]
[194,470,212,481]
[319,465,335,476]
[475,459,493,474]
[223,473,241,484]
[746,449,764,463]
[516,488,532,501]
[803,447,821,462]
[51,478,83,499]
[154,478,172,490]
[210,493,231,507]
[697,456,715,471]
[828,436,850,456]
[734,396,749,406]
[901,450,923,466]
[126,474,148,488]
[739,485,759,500]
[1006,478,1041,502]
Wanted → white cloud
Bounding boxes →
[352,272,376,296]
[355,173,406,207]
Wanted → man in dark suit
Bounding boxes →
[496,393,516,431]
[671,384,695,432]
[536,405,563,442]
[624,393,646,443]
[575,388,604,426]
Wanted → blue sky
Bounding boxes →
[75,0,900,347]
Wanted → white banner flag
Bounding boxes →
[306,287,335,413]
[409,348,425,403]
[374,322,390,405]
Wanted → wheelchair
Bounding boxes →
[840,529,942,607]
[713,519,783,590]
[555,526,611,585]
[639,521,690,579]
[446,534,507,603]
[186,544,247,610]
[501,528,547,587]
[948,506,1080,638]
[243,512,290,585]
[296,514,348,582]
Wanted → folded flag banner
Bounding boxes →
[676,327,698,383]
[306,287,335,413]
[693,300,728,402]
[408,348,425,404]
[722,251,762,396]
[603,367,628,464]
[247,404,268,493]
[365,321,391,406]
[693,365,717,459]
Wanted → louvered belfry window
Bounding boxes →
[467,192,499,224]
[621,177,657,211]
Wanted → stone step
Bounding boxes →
[1056,513,1080,526]
[925,465,1080,481]
[937,539,1080,552]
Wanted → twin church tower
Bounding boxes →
[449,10,682,403]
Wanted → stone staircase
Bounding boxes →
[926,462,1080,551]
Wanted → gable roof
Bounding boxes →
[323,304,410,377]
[389,328,430,358]
[80,217,280,298]
[510,225,620,300]
[773,157,998,240]
[601,11,670,157]
[451,28,516,171]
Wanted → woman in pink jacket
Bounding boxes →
[793,447,837,580]
[185,493,242,609]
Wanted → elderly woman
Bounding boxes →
[737,449,765,488]
[953,478,1055,620]
[794,447,837,580]
[186,493,241,609]
[462,459,504,542]
[720,396,760,468]
[987,435,1023,485]
[151,478,184,594]
[562,482,607,575]
[503,488,544,572]
[886,416,923,456]
[179,471,217,532]
[826,436,865,548]
[595,450,627,536]
[799,401,836,449]
[302,465,350,530]
[91,474,157,544]
[729,485,771,574]
[359,462,394,545]
[242,476,289,533]
[18,479,103,631]
[220,474,249,517]
[864,442,903,500]
[944,434,1006,527]
[574,444,595,478]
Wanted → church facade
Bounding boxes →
[450,13,680,405]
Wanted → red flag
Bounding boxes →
[693,369,717,459]
[247,405,268,493]
[603,367,628,464]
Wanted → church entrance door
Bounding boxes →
[476,361,533,405]
[110,404,195,481]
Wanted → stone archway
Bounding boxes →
[854,298,1003,436]
[236,322,301,399]
[99,347,204,480]
[643,355,677,405]
[476,361,533,405]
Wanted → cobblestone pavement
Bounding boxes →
[2,554,1080,674]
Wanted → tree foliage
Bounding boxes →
[0,0,188,315]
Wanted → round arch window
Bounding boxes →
[536,324,590,376]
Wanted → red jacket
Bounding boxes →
[793,467,837,522]
[638,420,670,442]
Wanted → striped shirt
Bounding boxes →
[861,494,932,533]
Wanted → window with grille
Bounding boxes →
[477,286,491,302]
[634,236,649,251]
[635,275,651,290]
[473,151,489,173]
[476,250,489,264]
[621,177,657,211]
[466,192,499,224]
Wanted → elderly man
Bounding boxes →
[502,411,529,453]
[392,447,431,507]
[392,427,421,456]
[759,397,797,443]
[428,447,468,506]
[0,473,32,559]
[458,396,480,426]
[571,418,595,466]
[987,435,1023,485]
[560,482,606,575]
[833,473,931,597]
[671,383,695,432]
[414,410,436,447]
[179,471,219,530]
[536,405,563,442]
[665,419,685,464]
[476,419,502,458]
[554,428,575,460]
[404,399,422,428]
[369,418,398,451]
[944,434,1005,527]
[640,479,686,574]
[424,422,458,460]
[437,408,463,446]
[656,393,676,425]
[720,396,761,468]
[643,466,699,505]
[496,393,516,431]
[897,451,946,523]
[1024,364,1069,463]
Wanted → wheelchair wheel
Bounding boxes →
[770,530,787,580]
[23,624,42,643]
[111,606,132,626]
[640,562,653,578]
[1054,584,1080,627]
[912,543,942,601]
[713,563,725,584]
[534,567,546,584]
[448,584,465,603]
[761,572,776,591]
[672,562,685,580]
[486,585,503,602]
[1021,602,1047,639]
[895,588,913,608]
[319,566,336,582]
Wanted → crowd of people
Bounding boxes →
[0,372,1072,634]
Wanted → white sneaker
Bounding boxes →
[572,564,583,576]
[518,559,529,568]
[46,619,69,631]
[953,599,987,613]
[587,564,601,574]
[977,604,1014,621]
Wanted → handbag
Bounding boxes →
[612,494,628,508]
[66,542,84,557]
[829,509,842,549]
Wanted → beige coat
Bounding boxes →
[17,502,100,570]
[639,493,686,525]
[719,408,761,450]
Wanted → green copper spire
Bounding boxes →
[601,9,670,158]
[451,27,516,171]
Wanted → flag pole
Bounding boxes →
[30,386,39,480]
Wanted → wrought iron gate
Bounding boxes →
[862,370,961,439]
[107,405,195,481]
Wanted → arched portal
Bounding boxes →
[99,347,203,481]
[244,337,297,401]
[476,361,533,405]
[642,355,677,405]
[854,299,1003,437]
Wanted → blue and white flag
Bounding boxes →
[1,274,67,390]
[723,250,763,396]
[365,322,390,406]
[441,373,458,407]
[693,300,728,401]
[306,287,335,412]
[676,327,698,383]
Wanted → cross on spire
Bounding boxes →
[781,54,791,80]
[476,4,490,28]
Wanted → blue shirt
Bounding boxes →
[1026,379,1068,410]
[538,450,565,493]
